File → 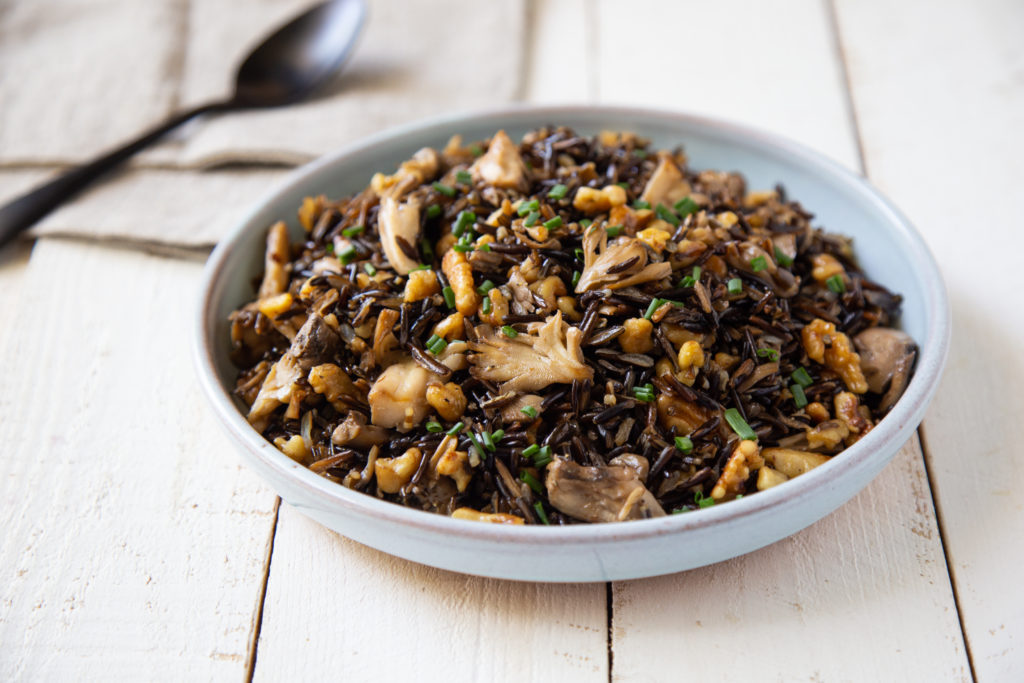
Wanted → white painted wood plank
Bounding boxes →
[253,504,608,683]
[594,0,861,170]
[523,0,594,103]
[835,0,1024,678]
[612,438,970,682]
[0,241,279,680]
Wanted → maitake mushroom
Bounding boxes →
[574,226,672,293]
[545,458,666,523]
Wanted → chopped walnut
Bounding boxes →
[442,248,480,316]
[468,312,593,393]
[762,447,830,478]
[676,340,705,386]
[619,318,654,354]
[436,444,473,492]
[806,419,850,451]
[375,447,423,493]
[834,391,871,435]
[575,226,672,292]
[802,318,868,393]
[711,440,763,500]
[811,253,846,284]
[426,382,468,421]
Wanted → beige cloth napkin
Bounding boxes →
[0,0,526,247]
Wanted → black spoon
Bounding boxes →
[0,0,367,249]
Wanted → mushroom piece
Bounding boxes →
[332,411,388,450]
[854,327,917,411]
[575,227,672,293]
[470,129,528,191]
[247,353,303,430]
[367,358,443,431]
[377,195,423,275]
[289,312,342,371]
[724,241,799,298]
[468,312,593,393]
[640,154,691,208]
[545,458,666,523]
[258,221,291,300]
[371,147,441,200]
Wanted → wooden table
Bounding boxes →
[2,1,1020,680]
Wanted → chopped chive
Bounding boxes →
[727,278,743,295]
[757,348,780,361]
[523,444,540,457]
[481,296,492,315]
[469,144,483,157]
[442,286,456,309]
[491,429,505,442]
[426,333,441,347]
[674,436,694,453]
[523,211,541,227]
[477,280,495,295]
[791,383,809,409]
[517,199,540,216]
[826,274,846,294]
[579,219,592,228]
[428,337,448,355]
[655,203,681,226]
[533,501,550,525]
[425,421,443,433]
[571,270,581,288]
[605,225,624,238]
[446,421,464,436]
[692,266,702,280]
[409,264,431,271]
[574,248,585,260]
[339,245,357,264]
[674,197,699,216]
[455,170,473,185]
[644,298,662,320]
[724,408,758,441]
[697,492,715,509]
[521,405,538,418]
[792,366,813,388]
[481,431,496,452]
[363,263,377,276]
[420,238,435,264]
[426,204,442,219]
[635,149,647,158]
[616,181,630,189]
[452,243,474,252]
[432,181,456,197]
[520,471,543,495]
[543,216,563,229]
[478,242,491,252]
[633,200,652,210]
[501,325,518,338]
[680,266,702,288]
[536,445,552,463]
[774,246,793,267]
[750,255,768,272]
[325,243,335,256]
[533,454,553,468]
[633,383,655,402]
[453,210,476,237]
[458,232,474,246]
[342,224,365,238]
[548,184,568,199]
[467,432,487,458]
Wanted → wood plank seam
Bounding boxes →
[824,0,868,174]
[246,497,282,682]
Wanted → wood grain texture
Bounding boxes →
[523,0,595,103]
[612,439,970,682]
[594,0,861,170]
[836,0,1024,677]
[253,504,608,683]
[0,241,278,680]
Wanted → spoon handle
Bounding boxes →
[0,101,230,249]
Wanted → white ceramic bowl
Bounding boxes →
[194,106,949,582]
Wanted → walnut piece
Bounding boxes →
[801,318,868,393]
[711,440,763,501]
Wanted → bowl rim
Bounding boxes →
[194,103,950,546]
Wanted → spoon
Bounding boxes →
[0,0,367,249]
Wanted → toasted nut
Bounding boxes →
[656,393,712,434]
[802,318,868,393]
[451,508,524,524]
[274,434,311,462]
[374,447,423,493]
[756,466,789,491]
[426,382,467,421]
[308,363,357,404]
[531,275,567,310]
[711,440,764,500]
[479,288,509,325]
[762,447,830,478]
[258,292,293,319]
[526,223,549,242]
[834,391,871,434]
[619,318,655,354]
[677,340,705,386]
[433,312,465,340]
[654,357,674,377]
[806,420,850,450]
[603,184,628,207]
[811,253,846,284]
[806,401,830,423]
[743,190,778,208]
[298,195,326,232]
[442,249,480,316]
[556,296,583,322]
[716,211,739,228]
[636,227,671,253]
[436,448,473,492]
[573,186,608,214]
[404,269,440,302]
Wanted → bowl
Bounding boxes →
[194,105,949,582]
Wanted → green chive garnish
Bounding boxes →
[426,334,441,347]
[520,471,543,495]
[655,204,680,226]
[543,216,563,229]
[469,144,483,157]
[501,325,518,338]
[756,348,779,361]
[453,210,476,237]
[432,182,455,197]
[428,337,448,355]
[792,367,813,388]
[446,421,464,436]
[533,453,553,468]
[750,255,768,272]
[548,184,568,199]
[523,211,541,227]
[826,274,846,294]
[633,200,651,210]
[644,298,662,320]
[452,243,473,252]
[533,501,550,525]
[606,225,623,238]
[571,270,581,288]
[521,405,538,419]
[616,181,629,189]
[426,204,442,219]
[674,197,699,216]
[342,225,365,238]
[363,263,377,276]
[482,431,496,452]
[697,492,715,509]
[675,436,694,453]
[680,266,701,288]
[409,264,431,271]
[774,247,793,267]
[339,245,357,264]
[325,243,335,254]
[481,296,492,315]
[455,170,472,185]
[791,383,808,409]
[477,280,495,295]
[467,432,487,458]
[492,429,505,442]
[727,278,743,295]
[517,199,540,216]
[574,247,584,260]
[633,383,655,402]
[425,421,443,433]
[579,219,592,228]
[523,444,540,458]
[442,286,456,309]
[478,243,491,252]
[724,408,758,441]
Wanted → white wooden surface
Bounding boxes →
[836,0,1024,677]
[1,0,1020,680]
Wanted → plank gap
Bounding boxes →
[605,582,613,683]
[245,497,282,683]
[824,0,868,174]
